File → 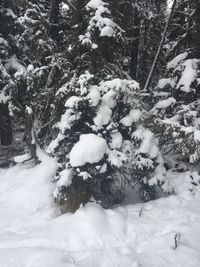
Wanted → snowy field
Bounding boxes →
[0,152,200,267]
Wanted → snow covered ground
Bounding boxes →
[0,152,200,267]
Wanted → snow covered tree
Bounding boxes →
[0,0,26,147]
[148,0,200,165]
[0,60,14,146]
[167,0,200,59]
[150,50,200,167]
[16,0,72,149]
[48,74,165,211]
[45,0,166,212]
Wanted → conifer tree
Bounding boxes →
[48,0,165,212]
[0,0,25,147]
[149,1,200,169]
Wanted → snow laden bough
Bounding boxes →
[48,73,166,213]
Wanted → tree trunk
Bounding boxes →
[24,107,38,161]
[144,0,177,91]
[0,103,12,146]
[49,0,60,39]
[130,7,140,80]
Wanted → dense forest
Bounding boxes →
[0,0,200,214]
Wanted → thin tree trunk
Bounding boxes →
[24,107,38,161]
[49,0,60,24]
[130,7,140,80]
[49,0,60,39]
[144,0,177,91]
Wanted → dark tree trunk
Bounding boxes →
[0,104,12,146]
[130,8,140,80]
[49,0,60,39]
[49,0,60,24]
[139,19,148,87]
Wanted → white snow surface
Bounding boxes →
[70,134,108,167]
[0,150,200,267]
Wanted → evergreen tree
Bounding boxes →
[150,50,200,165]
[167,0,200,58]
[148,1,200,164]
[48,0,165,212]
[0,0,26,149]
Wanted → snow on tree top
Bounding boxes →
[69,134,108,167]
[80,0,121,46]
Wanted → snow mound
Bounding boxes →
[0,149,58,225]
[0,155,200,267]
[70,134,108,167]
